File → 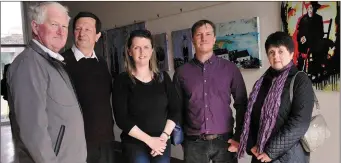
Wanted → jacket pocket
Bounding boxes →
[54,125,65,156]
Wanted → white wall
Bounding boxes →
[25,1,339,162]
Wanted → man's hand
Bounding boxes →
[257,153,272,162]
[227,139,239,152]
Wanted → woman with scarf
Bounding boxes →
[237,31,314,163]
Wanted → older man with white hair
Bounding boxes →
[7,2,87,163]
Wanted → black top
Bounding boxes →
[112,71,181,144]
[62,49,114,146]
[248,65,314,162]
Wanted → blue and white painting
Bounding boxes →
[171,28,194,69]
[152,33,169,71]
[214,17,261,68]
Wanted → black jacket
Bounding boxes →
[248,66,314,163]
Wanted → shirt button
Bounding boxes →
[204,80,206,83]
[206,118,209,120]
[203,68,206,71]
[204,93,207,96]
[205,105,208,108]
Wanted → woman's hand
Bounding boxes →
[251,146,272,162]
[151,133,169,157]
[251,146,259,157]
[145,137,167,156]
[257,153,272,162]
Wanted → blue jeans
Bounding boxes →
[122,140,171,163]
[183,133,238,163]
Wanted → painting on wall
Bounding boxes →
[214,17,261,69]
[281,1,340,91]
[152,33,169,71]
[105,22,145,78]
[171,28,194,70]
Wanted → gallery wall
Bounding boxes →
[146,2,339,162]
[23,1,340,163]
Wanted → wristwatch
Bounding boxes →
[163,131,170,139]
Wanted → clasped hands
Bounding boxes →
[146,133,169,157]
[227,139,272,162]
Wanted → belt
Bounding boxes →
[186,134,225,141]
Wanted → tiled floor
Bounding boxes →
[1,125,184,163]
[1,125,17,163]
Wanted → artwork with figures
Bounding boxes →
[281,1,340,91]
[214,17,261,68]
[104,22,145,78]
[171,28,194,70]
[152,33,169,71]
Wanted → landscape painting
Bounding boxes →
[214,17,261,68]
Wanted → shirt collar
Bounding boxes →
[71,44,98,62]
[32,39,64,61]
[193,53,217,67]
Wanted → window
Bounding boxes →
[1,2,26,124]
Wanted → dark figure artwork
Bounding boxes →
[281,1,340,91]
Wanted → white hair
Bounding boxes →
[29,2,70,24]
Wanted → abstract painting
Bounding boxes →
[281,1,340,91]
[171,28,194,70]
[214,17,261,68]
[105,22,145,78]
[152,33,169,71]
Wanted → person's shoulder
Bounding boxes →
[295,71,311,82]
[315,14,323,20]
[217,57,240,71]
[158,71,171,81]
[61,48,73,56]
[61,48,74,62]
[114,72,130,82]
[175,61,195,76]
[291,70,312,88]
[11,46,38,66]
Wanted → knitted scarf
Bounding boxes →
[237,61,293,158]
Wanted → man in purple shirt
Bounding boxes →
[173,19,248,163]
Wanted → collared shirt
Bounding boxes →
[173,54,248,136]
[71,44,98,62]
[32,39,64,61]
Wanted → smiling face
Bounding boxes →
[192,23,216,56]
[267,45,294,70]
[128,37,154,67]
[74,17,101,50]
[31,4,69,53]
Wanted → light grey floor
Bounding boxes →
[1,125,17,163]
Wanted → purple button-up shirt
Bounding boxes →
[174,55,247,139]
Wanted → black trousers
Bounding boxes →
[87,141,116,163]
[183,133,238,163]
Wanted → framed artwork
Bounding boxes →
[152,33,169,71]
[281,1,340,91]
[214,17,261,69]
[171,28,194,70]
[105,22,145,76]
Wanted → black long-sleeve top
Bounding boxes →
[112,71,181,143]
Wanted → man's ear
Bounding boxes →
[31,20,39,36]
[95,32,101,42]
